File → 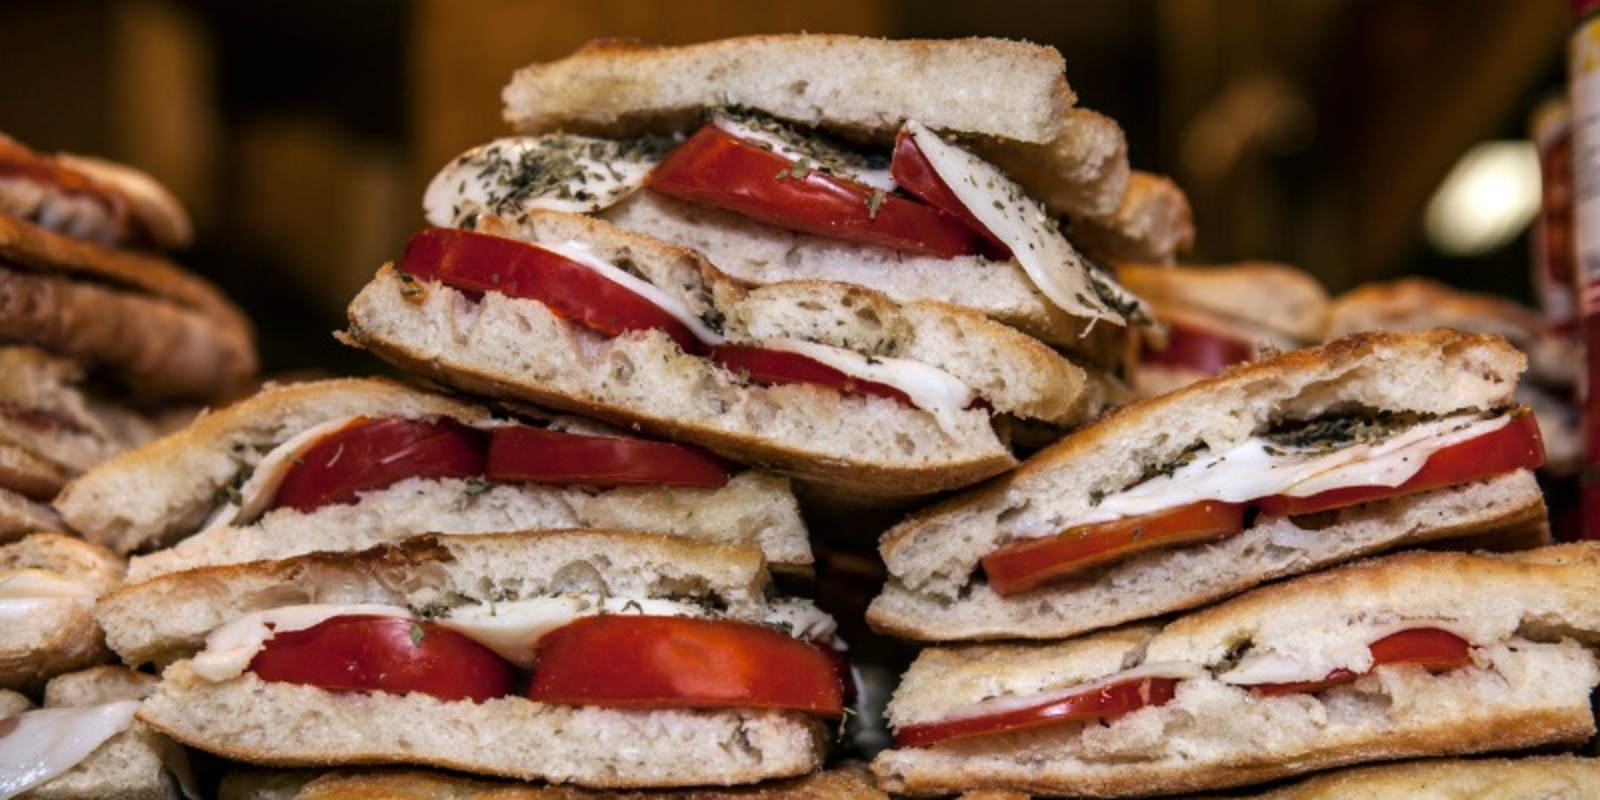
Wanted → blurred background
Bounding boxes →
[0,0,1573,377]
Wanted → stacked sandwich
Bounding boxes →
[865,329,1600,794]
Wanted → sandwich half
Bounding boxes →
[345,211,1096,497]
[53,377,811,581]
[872,543,1600,796]
[0,532,124,693]
[94,530,846,789]
[869,330,1548,641]
[422,34,1173,356]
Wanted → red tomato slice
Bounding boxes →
[271,416,487,513]
[527,615,844,716]
[893,676,1178,748]
[981,501,1247,596]
[1135,320,1256,375]
[646,125,986,259]
[400,227,705,354]
[708,343,914,407]
[485,426,733,488]
[1256,413,1546,517]
[889,129,1010,259]
[1250,628,1472,696]
[248,615,517,703]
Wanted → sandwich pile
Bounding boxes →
[4,30,1598,799]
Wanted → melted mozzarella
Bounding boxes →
[1218,620,1478,685]
[756,337,977,433]
[924,661,1204,726]
[903,120,1124,328]
[197,416,367,534]
[0,700,141,797]
[1024,412,1512,536]
[423,136,659,227]
[710,114,897,192]
[541,240,726,346]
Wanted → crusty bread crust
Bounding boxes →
[1070,171,1196,265]
[0,487,61,542]
[95,529,772,669]
[877,330,1527,606]
[873,544,1600,796]
[255,766,887,799]
[140,662,825,789]
[343,211,1094,496]
[0,533,123,693]
[868,471,1547,641]
[1117,261,1331,342]
[1197,755,1600,799]
[55,377,486,555]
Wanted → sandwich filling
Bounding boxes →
[0,700,142,796]
[982,409,1545,595]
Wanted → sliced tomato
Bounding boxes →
[1135,320,1256,375]
[271,416,487,513]
[248,615,517,703]
[889,129,1010,259]
[400,228,705,354]
[646,125,986,259]
[708,343,914,407]
[1256,413,1546,517]
[1249,628,1472,696]
[486,426,733,488]
[893,676,1177,748]
[981,501,1247,596]
[527,615,844,716]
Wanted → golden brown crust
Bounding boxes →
[1071,172,1196,264]
[1198,755,1600,799]
[277,766,887,799]
[1117,261,1331,342]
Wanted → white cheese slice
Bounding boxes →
[924,661,1204,726]
[1025,412,1511,535]
[196,416,367,534]
[0,568,93,600]
[424,136,660,227]
[710,114,897,192]
[754,337,977,434]
[1218,620,1477,685]
[540,239,727,346]
[438,596,714,670]
[0,700,141,797]
[903,120,1125,329]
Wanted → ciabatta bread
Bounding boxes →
[0,533,123,693]
[1117,261,1331,344]
[873,544,1600,797]
[1194,754,1600,799]
[869,330,1540,640]
[345,211,1093,496]
[0,132,190,251]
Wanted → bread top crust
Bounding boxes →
[1328,276,1576,387]
[879,330,1528,596]
[504,35,1073,145]
[887,543,1600,724]
[96,529,774,668]
[1118,261,1331,342]
[54,377,488,554]
[1070,171,1196,263]
[1210,755,1600,799]
[0,531,124,595]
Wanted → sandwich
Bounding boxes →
[1188,754,1600,799]
[0,532,124,693]
[1326,276,1580,475]
[52,377,812,582]
[423,34,1175,360]
[871,542,1600,796]
[0,665,190,800]
[343,210,1097,498]
[868,330,1548,641]
[0,346,185,540]
[216,766,887,800]
[1115,261,1330,397]
[93,530,848,789]
[0,134,256,404]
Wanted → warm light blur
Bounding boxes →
[1425,140,1542,257]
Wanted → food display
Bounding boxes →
[1,29,1596,799]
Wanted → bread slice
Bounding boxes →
[1068,171,1196,265]
[869,330,1537,640]
[4,666,186,800]
[220,766,887,799]
[0,489,61,542]
[56,377,811,575]
[344,211,1091,496]
[0,214,256,403]
[98,530,829,788]
[0,533,124,693]
[1193,755,1600,799]
[873,544,1600,796]
[1117,261,1331,344]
